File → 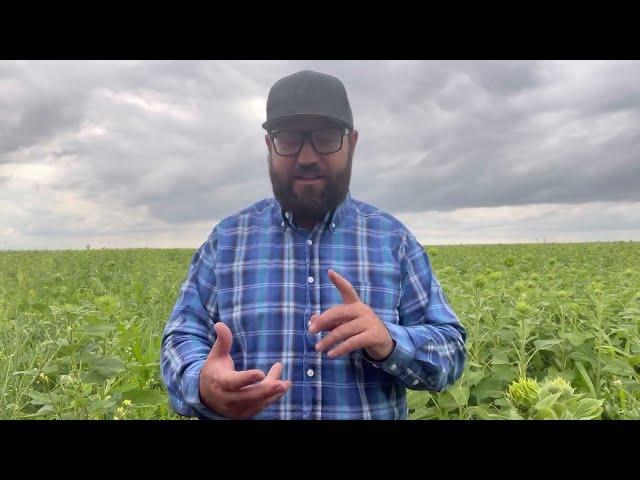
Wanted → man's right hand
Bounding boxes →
[199,322,292,419]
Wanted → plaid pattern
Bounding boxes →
[161,191,466,419]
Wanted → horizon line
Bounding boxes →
[1,239,638,253]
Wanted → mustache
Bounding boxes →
[292,167,324,177]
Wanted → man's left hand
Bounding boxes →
[309,269,395,361]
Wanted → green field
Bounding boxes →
[1,242,639,419]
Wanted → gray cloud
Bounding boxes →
[1,60,639,249]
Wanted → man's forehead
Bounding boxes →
[272,116,341,131]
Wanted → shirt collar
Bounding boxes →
[273,190,354,233]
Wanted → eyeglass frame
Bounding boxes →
[268,126,352,156]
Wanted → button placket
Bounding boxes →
[305,231,321,418]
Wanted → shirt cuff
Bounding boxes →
[180,361,227,420]
[361,321,415,377]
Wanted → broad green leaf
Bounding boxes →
[87,399,117,414]
[36,404,56,416]
[82,356,125,383]
[492,365,517,382]
[534,339,564,351]
[568,350,596,365]
[407,392,430,412]
[121,389,167,406]
[573,399,604,420]
[463,369,485,387]
[601,359,635,377]
[473,377,505,401]
[493,398,511,407]
[535,392,563,411]
[83,324,117,337]
[559,332,592,347]
[534,406,558,420]
[27,390,56,406]
[449,384,470,407]
[42,363,60,375]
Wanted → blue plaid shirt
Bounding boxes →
[161,191,466,420]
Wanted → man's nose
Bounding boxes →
[296,137,320,166]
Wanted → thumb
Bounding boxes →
[210,322,233,358]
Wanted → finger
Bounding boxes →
[264,389,288,407]
[226,377,291,418]
[327,331,371,358]
[265,362,283,382]
[210,322,233,358]
[230,378,290,404]
[316,318,366,353]
[308,304,359,333]
[217,368,266,391]
[240,390,286,419]
[328,269,360,304]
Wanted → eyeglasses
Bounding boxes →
[269,126,350,156]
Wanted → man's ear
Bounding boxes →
[264,134,271,148]
[348,129,359,152]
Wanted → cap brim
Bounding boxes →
[262,114,350,131]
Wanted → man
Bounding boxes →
[161,70,466,420]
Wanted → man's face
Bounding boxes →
[266,116,359,222]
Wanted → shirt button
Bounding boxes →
[281,221,285,227]
[307,369,314,377]
[307,239,312,246]
[390,364,397,371]
[308,276,314,284]
[331,223,336,229]
[413,379,420,386]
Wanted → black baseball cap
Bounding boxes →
[262,70,354,131]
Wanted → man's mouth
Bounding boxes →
[295,176,323,183]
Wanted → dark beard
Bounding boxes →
[268,146,353,223]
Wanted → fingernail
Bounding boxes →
[315,343,322,352]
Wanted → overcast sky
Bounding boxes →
[1,60,639,250]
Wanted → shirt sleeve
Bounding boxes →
[160,226,226,419]
[363,228,467,391]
